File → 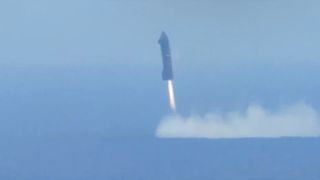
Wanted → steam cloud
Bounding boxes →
[156,103,320,138]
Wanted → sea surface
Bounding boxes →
[0,136,319,180]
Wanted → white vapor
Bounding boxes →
[156,103,320,138]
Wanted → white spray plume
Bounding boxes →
[156,103,320,138]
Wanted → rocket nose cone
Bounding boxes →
[159,31,168,44]
[160,31,167,38]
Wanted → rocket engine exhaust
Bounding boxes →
[167,80,177,112]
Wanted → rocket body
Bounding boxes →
[158,31,177,112]
[158,32,174,80]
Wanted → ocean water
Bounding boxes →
[1,136,319,180]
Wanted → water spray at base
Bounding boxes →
[167,80,177,113]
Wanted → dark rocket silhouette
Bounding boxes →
[158,31,174,80]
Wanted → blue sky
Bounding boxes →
[1,0,320,137]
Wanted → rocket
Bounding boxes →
[158,31,177,112]
[158,31,174,81]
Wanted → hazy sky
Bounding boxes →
[1,0,320,137]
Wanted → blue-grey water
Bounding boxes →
[1,136,319,180]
